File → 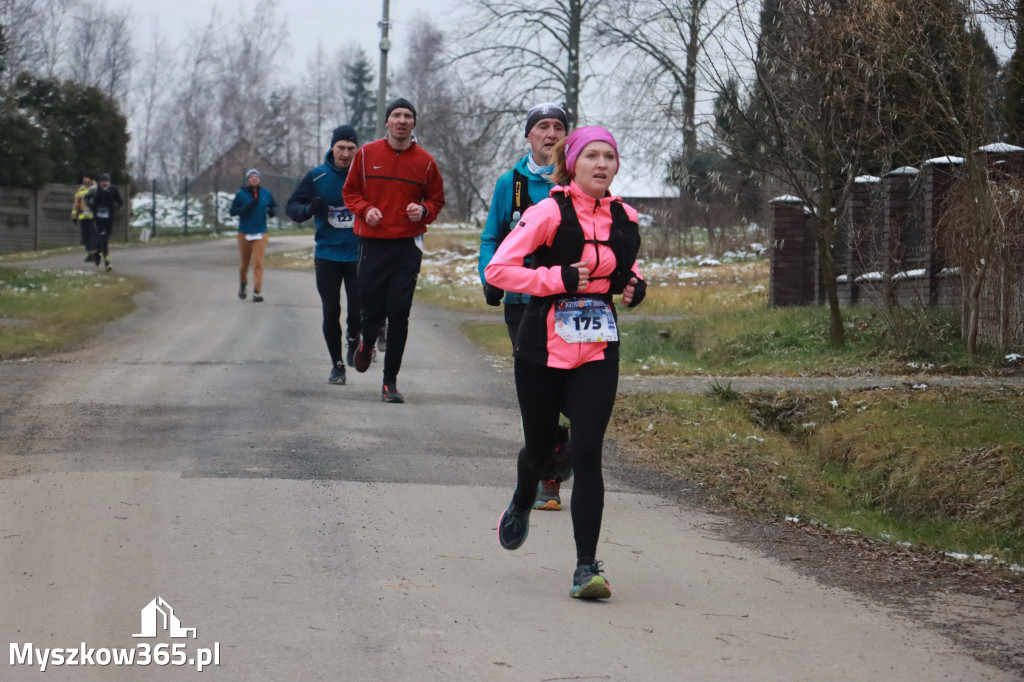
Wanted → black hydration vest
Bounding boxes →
[529,193,640,295]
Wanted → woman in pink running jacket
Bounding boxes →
[485,126,647,600]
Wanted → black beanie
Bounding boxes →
[385,98,417,124]
[330,124,358,146]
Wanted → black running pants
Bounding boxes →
[357,237,421,384]
[315,257,360,367]
[95,219,114,260]
[512,357,618,563]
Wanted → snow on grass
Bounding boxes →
[131,192,239,230]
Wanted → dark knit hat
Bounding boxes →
[385,98,417,123]
[330,124,358,146]
[525,102,568,136]
[100,173,111,182]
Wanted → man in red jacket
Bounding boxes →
[343,97,446,403]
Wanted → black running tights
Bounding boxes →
[512,357,618,564]
[315,257,360,366]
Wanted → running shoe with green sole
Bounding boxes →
[570,561,611,600]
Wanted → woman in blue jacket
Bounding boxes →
[286,125,362,385]
[229,169,277,302]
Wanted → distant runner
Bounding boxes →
[229,169,277,303]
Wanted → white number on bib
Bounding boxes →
[554,298,618,343]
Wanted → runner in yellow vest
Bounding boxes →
[71,172,99,265]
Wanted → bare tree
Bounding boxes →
[938,169,1024,352]
[66,2,133,102]
[38,0,76,78]
[218,0,287,152]
[706,1,903,346]
[130,23,170,183]
[161,11,223,184]
[453,0,605,129]
[597,0,739,164]
[98,7,132,102]
[398,17,510,221]
[0,0,44,85]
[872,3,1005,355]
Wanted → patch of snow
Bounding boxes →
[855,271,884,283]
[829,398,839,409]
[923,156,965,165]
[836,274,848,283]
[854,175,880,183]
[887,166,920,176]
[913,383,929,390]
[892,269,926,281]
[978,142,1024,153]
[698,258,722,267]
[1005,353,1022,363]
[770,195,803,204]
[785,516,801,523]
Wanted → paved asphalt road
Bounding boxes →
[0,236,1016,680]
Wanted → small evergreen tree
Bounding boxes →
[344,50,376,144]
[0,91,52,187]
[11,74,129,185]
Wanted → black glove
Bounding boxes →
[267,207,277,219]
[71,217,78,224]
[483,283,504,306]
[626,278,647,308]
[308,196,326,216]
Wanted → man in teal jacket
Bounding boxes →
[478,103,571,511]
[230,169,277,302]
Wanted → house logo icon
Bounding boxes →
[133,597,197,639]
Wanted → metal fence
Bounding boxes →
[131,174,302,237]
[0,183,131,255]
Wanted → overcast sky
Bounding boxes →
[125,0,442,73]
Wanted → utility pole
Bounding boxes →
[375,0,391,139]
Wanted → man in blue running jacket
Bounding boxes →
[287,124,362,385]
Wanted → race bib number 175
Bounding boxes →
[554,298,618,343]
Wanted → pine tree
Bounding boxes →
[344,50,376,144]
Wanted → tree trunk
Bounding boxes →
[683,1,703,161]
[965,259,989,358]
[565,0,582,129]
[817,219,846,348]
